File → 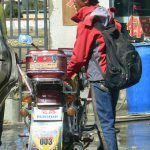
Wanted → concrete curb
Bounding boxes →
[116,114,150,122]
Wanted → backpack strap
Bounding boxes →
[92,22,119,78]
[93,22,105,31]
[93,22,117,35]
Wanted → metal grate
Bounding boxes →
[2,0,49,59]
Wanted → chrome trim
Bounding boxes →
[26,53,66,57]
[37,103,62,106]
[115,16,129,23]
[27,70,65,73]
[30,78,63,84]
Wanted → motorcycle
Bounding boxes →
[18,35,95,150]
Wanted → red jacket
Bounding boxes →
[67,5,121,81]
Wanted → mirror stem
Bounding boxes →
[31,43,39,50]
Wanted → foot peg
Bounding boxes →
[81,132,94,143]
[81,132,94,149]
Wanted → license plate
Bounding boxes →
[28,122,63,150]
[30,62,57,69]
[33,107,63,121]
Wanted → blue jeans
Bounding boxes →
[90,82,119,150]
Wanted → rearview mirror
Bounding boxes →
[18,35,33,45]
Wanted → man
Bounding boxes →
[0,1,7,146]
[67,0,121,149]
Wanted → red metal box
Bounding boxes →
[58,48,73,64]
[26,49,67,80]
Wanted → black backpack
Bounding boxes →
[93,22,142,90]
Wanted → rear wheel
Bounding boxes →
[72,142,84,150]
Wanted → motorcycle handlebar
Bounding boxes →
[15,53,26,64]
[17,59,26,64]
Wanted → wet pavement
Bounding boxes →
[1,90,150,150]
[1,118,150,150]
[0,123,28,150]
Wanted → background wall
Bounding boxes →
[49,0,109,49]
[99,0,110,8]
[49,0,76,49]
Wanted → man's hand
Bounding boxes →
[65,74,78,90]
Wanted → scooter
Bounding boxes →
[18,35,95,150]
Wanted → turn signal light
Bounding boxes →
[67,106,77,117]
[19,109,29,117]
[65,94,76,103]
[22,95,32,103]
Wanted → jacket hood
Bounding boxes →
[71,5,112,27]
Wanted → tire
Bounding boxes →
[72,142,84,150]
